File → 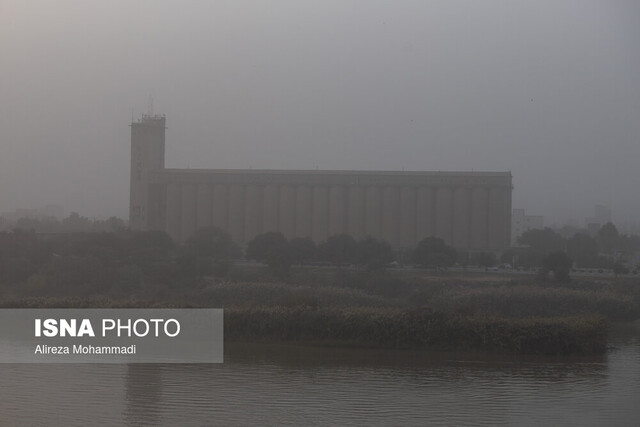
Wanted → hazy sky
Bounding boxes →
[1,1,639,226]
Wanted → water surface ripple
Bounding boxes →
[0,325,638,426]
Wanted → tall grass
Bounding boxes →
[426,285,637,321]
[1,273,635,355]
[225,307,608,355]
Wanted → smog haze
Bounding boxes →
[1,0,639,226]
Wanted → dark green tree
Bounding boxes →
[61,212,92,232]
[516,228,566,268]
[598,222,619,255]
[288,237,317,265]
[413,237,457,270]
[105,216,127,232]
[471,251,497,269]
[541,250,573,283]
[126,230,176,282]
[181,227,240,277]
[619,234,640,255]
[265,240,293,279]
[517,228,566,253]
[246,232,287,261]
[246,232,292,278]
[317,234,358,266]
[566,233,599,268]
[355,236,395,270]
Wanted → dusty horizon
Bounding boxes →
[1,1,639,227]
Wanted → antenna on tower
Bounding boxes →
[147,95,154,116]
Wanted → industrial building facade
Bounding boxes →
[130,115,512,250]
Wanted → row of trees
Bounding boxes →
[0,229,179,295]
[507,223,639,271]
[1,212,126,234]
[0,224,463,291]
[2,220,637,293]
[181,227,469,279]
[244,232,396,277]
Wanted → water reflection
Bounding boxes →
[0,325,637,426]
[225,341,608,383]
[124,365,162,426]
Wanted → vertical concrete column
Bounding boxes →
[364,186,381,237]
[400,187,416,248]
[488,187,505,250]
[435,187,453,245]
[503,186,512,249]
[165,183,182,244]
[262,184,279,233]
[416,187,434,241]
[244,185,261,243]
[347,185,365,238]
[212,184,228,231]
[382,186,400,247]
[311,185,329,242]
[470,187,488,250]
[279,185,296,239]
[452,187,470,249]
[228,184,245,245]
[180,184,197,242]
[329,185,346,236]
[295,185,312,238]
[196,184,212,230]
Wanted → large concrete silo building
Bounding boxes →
[130,115,512,250]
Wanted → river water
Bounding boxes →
[1,324,638,426]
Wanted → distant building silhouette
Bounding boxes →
[130,115,512,250]
[511,208,544,245]
[586,204,612,229]
[1,204,64,223]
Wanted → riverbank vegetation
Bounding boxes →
[0,227,638,354]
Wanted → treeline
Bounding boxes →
[0,229,180,297]
[2,220,639,298]
[0,226,385,296]
[1,212,126,233]
[0,223,470,297]
[1,226,638,354]
[506,223,640,276]
[170,228,460,278]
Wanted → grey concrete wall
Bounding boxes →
[312,185,329,242]
[263,184,279,235]
[150,170,511,250]
[416,187,434,242]
[347,186,365,239]
[279,185,296,239]
[212,184,228,231]
[435,187,452,243]
[364,186,381,237]
[228,184,245,244]
[452,187,470,249]
[488,187,506,250]
[133,116,512,250]
[470,187,488,250]
[196,184,212,230]
[244,185,262,241]
[400,187,416,248]
[129,116,165,230]
[295,185,312,238]
[328,185,346,236]
[382,186,400,247]
[165,183,181,243]
[180,184,197,241]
